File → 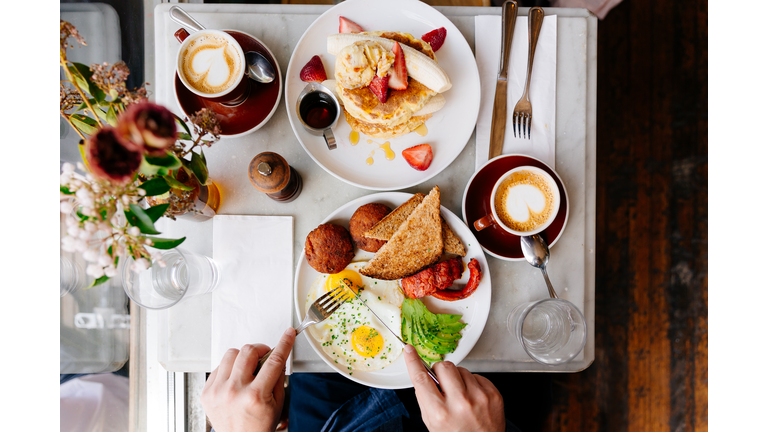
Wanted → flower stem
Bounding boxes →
[60,59,104,129]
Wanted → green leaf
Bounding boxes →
[60,186,74,195]
[70,114,99,136]
[69,63,106,101]
[200,148,207,165]
[144,203,170,223]
[190,151,208,185]
[124,204,161,235]
[144,236,186,250]
[178,133,193,141]
[144,152,182,170]
[106,105,118,127]
[109,88,119,100]
[162,175,195,191]
[93,107,108,122]
[174,114,191,136]
[138,177,171,197]
[86,275,110,289]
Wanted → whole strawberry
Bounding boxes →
[300,55,327,82]
[421,27,447,52]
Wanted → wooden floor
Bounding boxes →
[537,0,709,431]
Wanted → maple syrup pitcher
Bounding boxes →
[296,82,341,150]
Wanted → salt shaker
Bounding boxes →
[248,152,303,202]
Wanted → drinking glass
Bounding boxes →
[507,298,586,365]
[121,248,220,310]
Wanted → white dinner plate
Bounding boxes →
[285,0,481,191]
[294,192,492,389]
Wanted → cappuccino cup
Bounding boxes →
[175,28,249,106]
[473,166,560,236]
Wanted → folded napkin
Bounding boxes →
[474,15,558,171]
[211,215,294,373]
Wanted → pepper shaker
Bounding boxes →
[248,152,303,202]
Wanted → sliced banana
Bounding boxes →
[413,93,445,117]
[328,33,452,93]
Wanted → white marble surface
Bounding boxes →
[148,3,596,373]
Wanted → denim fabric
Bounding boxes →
[320,387,409,432]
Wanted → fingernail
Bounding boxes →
[285,328,296,336]
[404,345,414,353]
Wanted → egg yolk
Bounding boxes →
[326,269,364,301]
[351,325,384,357]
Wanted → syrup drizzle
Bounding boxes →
[415,123,428,136]
[349,131,359,145]
[363,139,395,165]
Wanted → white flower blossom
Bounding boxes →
[132,258,150,273]
[104,265,118,278]
[62,163,75,173]
[75,188,94,208]
[74,238,88,253]
[67,225,80,237]
[145,239,153,245]
[121,195,131,205]
[138,188,146,196]
[128,226,141,237]
[84,222,97,233]
[60,172,73,185]
[98,253,113,267]
[77,162,86,171]
[83,249,99,262]
[61,237,77,252]
[60,200,74,214]
[86,264,105,279]
[78,229,92,240]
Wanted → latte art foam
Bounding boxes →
[494,170,556,232]
[180,32,243,95]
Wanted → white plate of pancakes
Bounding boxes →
[285,0,481,191]
[294,191,492,389]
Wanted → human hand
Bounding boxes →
[404,345,506,432]
[201,328,296,432]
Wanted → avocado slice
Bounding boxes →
[414,316,457,354]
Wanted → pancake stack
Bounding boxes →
[326,31,451,139]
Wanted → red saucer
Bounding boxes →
[462,155,569,261]
[174,30,282,137]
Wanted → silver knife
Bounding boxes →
[340,281,440,387]
[488,0,519,160]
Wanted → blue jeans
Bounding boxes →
[288,373,522,432]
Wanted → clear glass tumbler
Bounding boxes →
[121,248,220,310]
[507,298,587,365]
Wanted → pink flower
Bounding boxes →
[86,127,142,185]
[117,102,177,155]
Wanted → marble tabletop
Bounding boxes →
[145,3,596,375]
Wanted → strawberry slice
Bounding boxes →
[421,27,447,52]
[339,16,364,33]
[299,55,327,82]
[388,42,408,90]
[368,75,389,103]
[402,144,433,171]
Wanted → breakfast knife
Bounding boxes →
[488,0,519,160]
[340,281,441,387]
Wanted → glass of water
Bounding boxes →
[507,298,587,365]
[121,248,220,310]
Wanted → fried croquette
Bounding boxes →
[305,223,355,274]
[349,203,391,252]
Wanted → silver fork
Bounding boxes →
[254,285,347,375]
[513,7,545,139]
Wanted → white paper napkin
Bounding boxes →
[474,15,558,171]
[211,215,294,373]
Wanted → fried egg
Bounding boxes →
[306,262,404,372]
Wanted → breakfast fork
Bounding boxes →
[254,284,347,375]
[513,7,544,140]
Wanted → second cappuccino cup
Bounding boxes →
[473,166,560,236]
[176,28,250,106]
